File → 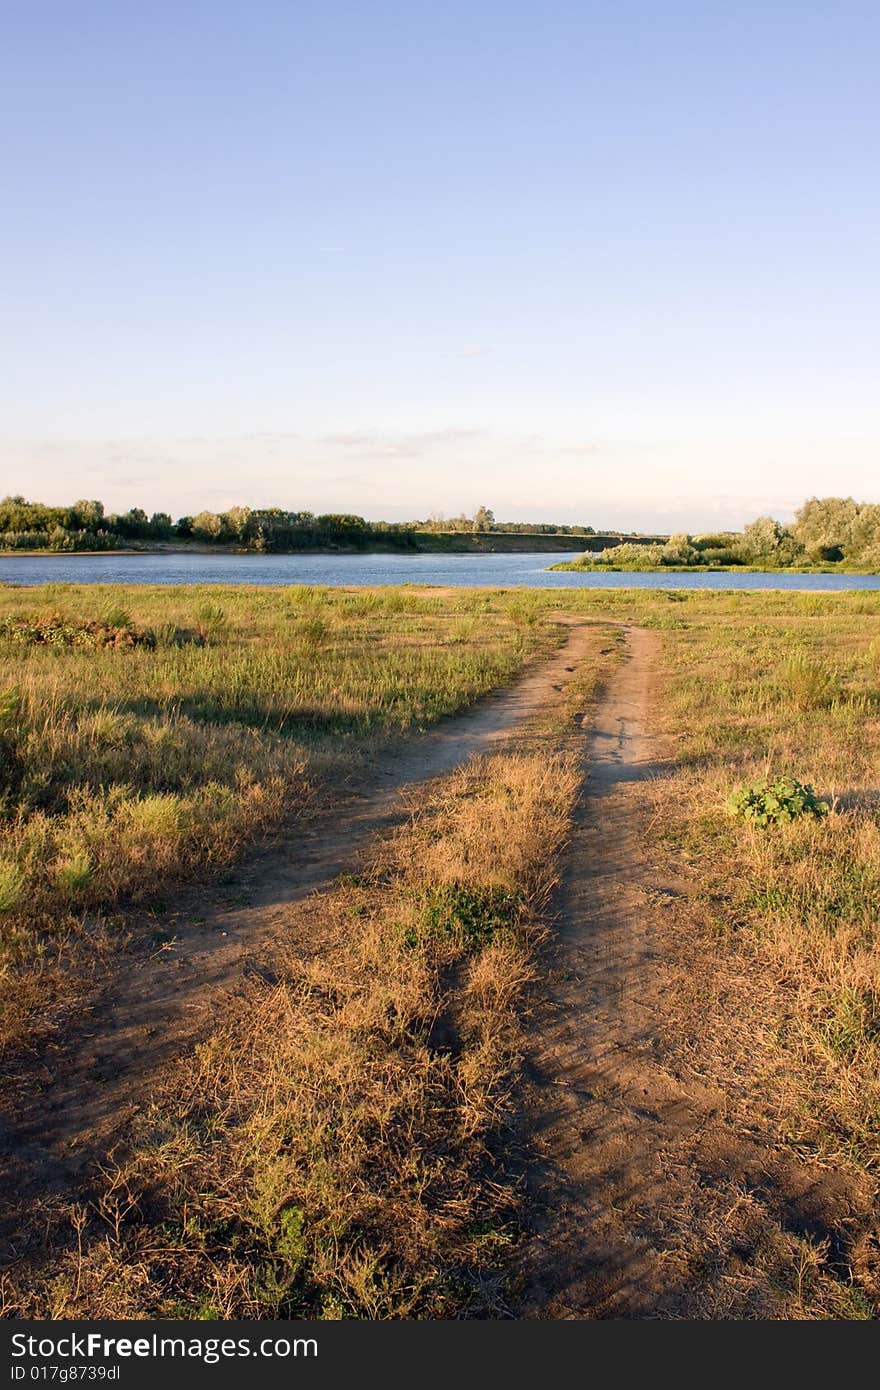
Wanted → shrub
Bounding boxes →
[590,542,665,567]
[0,615,154,650]
[101,605,132,631]
[727,776,830,827]
[699,546,742,566]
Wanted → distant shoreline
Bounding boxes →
[0,534,604,559]
[3,546,879,577]
[549,560,880,576]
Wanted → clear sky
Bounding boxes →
[2,2,879,531]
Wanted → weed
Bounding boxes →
[54,851,94,896]
[728,777,830,827]
[409,883,522,948]
[0,860,24,913]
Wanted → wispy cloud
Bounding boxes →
[319,427,487,460]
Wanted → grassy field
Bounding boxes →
[515,586,880,1190]
[12,750,586,1318]
[2,581,880,1317]
[0,595,606,1318]
[623,589,880,1174]
[0,583,556,1057]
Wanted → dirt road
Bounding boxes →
[5,620,870,1314]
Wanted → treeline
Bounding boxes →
[420,506,597,535]
[589,498,880,570]
[0,498,421,553]
[0,497,604,552]
[4,495,880,564]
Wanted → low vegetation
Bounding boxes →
[552,496,880,571]
[623,589,880,1180]
[2,750,583,1318]
[3,580,880,1318]
[727,775,830,826]
[0,583,556,1058]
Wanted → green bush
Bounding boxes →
[727,776,830,827]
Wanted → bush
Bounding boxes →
[590,542,665,567]
[408,883,523,948]
[699,546,742,566]
[727,776,830,827]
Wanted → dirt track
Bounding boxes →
[5,620,872,1313]
[512,627,874,1319]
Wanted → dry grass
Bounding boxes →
[637,600,880,1176]
[6,582,879,1318]
[0,584,557,1058]
[3,750,580,1319]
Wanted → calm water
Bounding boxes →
[1,551,879,590]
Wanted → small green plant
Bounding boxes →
[101,605,132,631]
[55,851,94,895]
[196,602,227,643]
[274,1204,308,1272]
[408,883,522,948]
[727,775,830,827]
[776,653,842,710]
[0,686,20,727]
[0,859,24,913]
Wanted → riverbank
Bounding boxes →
[549,559,880,576]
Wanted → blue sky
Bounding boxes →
[2,2,879,530]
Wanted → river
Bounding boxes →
[1,551,879,590]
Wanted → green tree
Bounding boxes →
[661,533,698,565]
[739,516,787,561]
[191,510,225,541]
[849,503,880,563]
[793,497,858,561]
[71,499,105,530]
[223,505,252,541]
